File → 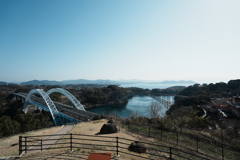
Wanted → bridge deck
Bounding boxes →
[13,93,97,123]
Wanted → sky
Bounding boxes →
[0,0,240,84]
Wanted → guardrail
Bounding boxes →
[19,133,211,159]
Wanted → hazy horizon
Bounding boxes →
[1,0,239,84]
[2,78,236,85]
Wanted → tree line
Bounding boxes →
[80,85,129,105]
[166,79,240,115]
[0,111,53,138]
[178,79,240,97]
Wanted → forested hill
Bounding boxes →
[167,79,240,115]
[178,79,240,97]
[0,82,7,85]
[151,86,186,95]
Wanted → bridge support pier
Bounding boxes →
[23,102,31,113]
[25,105,42,113]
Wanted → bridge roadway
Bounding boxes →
[14,92,97,122]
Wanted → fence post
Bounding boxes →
[169,147,172,159]
[137,123,138,133]
[176,131,178,145]
[25,137,27,153]
[148,125,150,137]
[161,129,163,140]
[221,131,224,160]
[19,136,22,155]
[41,139,43,151]
[70,133,73,151]
[116,137,119,156]
[196,137,198,152]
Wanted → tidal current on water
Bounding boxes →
[86,95,175,118]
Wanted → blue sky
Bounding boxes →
[0,0,240,84]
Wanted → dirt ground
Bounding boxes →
[0,126,62,158]
[18,119,167,160]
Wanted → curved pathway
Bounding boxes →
[26,124,74,153]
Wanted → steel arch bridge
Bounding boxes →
[22,88,86,126]
[23,89,63,126]
[46,88,85,111]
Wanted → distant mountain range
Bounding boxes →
[0,79,196,86]
[20,80,63,86]
[61,79,119,85]
[0,81,7,85]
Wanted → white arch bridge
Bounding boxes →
[12,88,98,126]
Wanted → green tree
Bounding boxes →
[0,115,20,137]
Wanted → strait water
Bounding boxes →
[86,83,184,118]
[86,95,175,118]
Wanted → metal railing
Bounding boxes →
[120,121,240,160]
[102,113,240,160]
[19,133,212,160]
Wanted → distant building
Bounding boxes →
[226,95,240,118]
[221,92,232,98]
[211,96,240,124]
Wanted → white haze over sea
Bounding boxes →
[120,83,193,90]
